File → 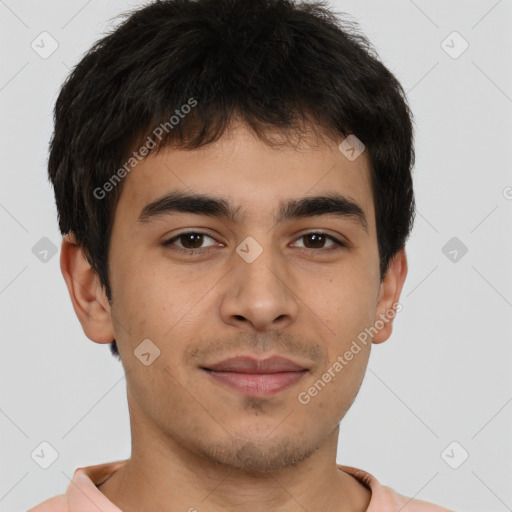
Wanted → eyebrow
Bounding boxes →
[137,191,368,232]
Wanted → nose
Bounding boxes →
[219,241,299,332]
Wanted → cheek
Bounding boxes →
[302,265,377,333]
[301,266,377,391]
[110,260,222,376]
[109,252,191,336]
[125,359,208,441]
[295,343,370,431]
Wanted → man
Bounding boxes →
[29,0,455,510]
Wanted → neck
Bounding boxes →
[98,390,371,511]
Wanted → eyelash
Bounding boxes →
[162,231,347,254]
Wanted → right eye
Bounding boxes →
[162,231,221,253]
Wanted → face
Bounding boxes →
[95,122,403,472]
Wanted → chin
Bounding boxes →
[191,433,319,474]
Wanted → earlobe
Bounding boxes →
[372,248,408,345]
[60,232,115,344]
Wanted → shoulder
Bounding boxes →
[338,465,456,512]
[27,493,69,512]
[376,483,457,511]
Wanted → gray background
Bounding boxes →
[1,0,511,511]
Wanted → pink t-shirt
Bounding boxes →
[27,460,455,511]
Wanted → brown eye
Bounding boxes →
[303,233,327,249]
[163,232,218,251]
[178,233,205,249]
[292,232,345,250]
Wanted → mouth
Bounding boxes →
[201,356,309,397]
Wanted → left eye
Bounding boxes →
[162,231,345,252]
[291,232,345,250]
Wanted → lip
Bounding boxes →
[202,356,309,397]
[204,356,307,373]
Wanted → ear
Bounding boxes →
[60,232,115,344]
[372,248,408,344]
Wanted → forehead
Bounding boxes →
[115,123,375,230]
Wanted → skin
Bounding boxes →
[60,120,407,511]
